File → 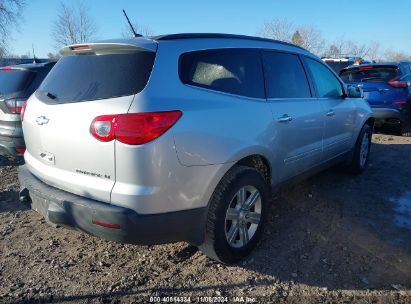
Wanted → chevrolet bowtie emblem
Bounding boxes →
[36,116,50,125]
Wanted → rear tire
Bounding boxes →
[400,116,411,137]
[198,166,269,264]
[348,124,372,174]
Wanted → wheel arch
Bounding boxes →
[235,154,272,185]
[365,117,375,131]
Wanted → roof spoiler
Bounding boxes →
[60,38,157,56]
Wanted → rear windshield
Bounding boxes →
[37,51,155,104]
[340,67,398,83]
[0,70,34,98]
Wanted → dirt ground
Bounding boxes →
[1,133,411,304]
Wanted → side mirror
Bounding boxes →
[346,85,364,99]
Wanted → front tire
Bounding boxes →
[198,166,269,264]
[348,124,372,174]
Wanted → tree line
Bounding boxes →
[256,18,411,62]
[1,2,410,62]
[0,1,152,60]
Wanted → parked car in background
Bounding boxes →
[322,57,370,73]
[0,58,49,67]
[339,62,411,136]
[18,34,374,264]
[0,62,55,157]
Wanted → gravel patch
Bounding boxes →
[1,134,411,303]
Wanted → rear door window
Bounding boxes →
[0,70,35,98]
[305,58,344,98]
[263,52,311,98]
[37,51,155,104]
[179,48,265,98]
[339,66,399,83]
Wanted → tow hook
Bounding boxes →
[19,188,30,205]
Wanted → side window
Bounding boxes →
[179,49,264,98]
[263,52,311,98]
[305,57,344,98]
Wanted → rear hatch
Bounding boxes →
[0,67,35,129]
[339,65,408,107]
[23,40,156,203]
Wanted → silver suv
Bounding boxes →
[18,34,374,263]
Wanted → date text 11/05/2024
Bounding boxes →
[149,296,257,303]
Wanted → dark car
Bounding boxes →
[322,57,370,73]
[340,62,411,136]
[0,61,55,157]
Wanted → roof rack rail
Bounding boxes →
[151,33,307,51]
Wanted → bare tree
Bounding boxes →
[291,30,302,46]
[345,40,370,58]
[323,38,375,59]
[256,18,293,42]
[121,22,153,38]
[77,2,96,43]
[52,2,97,49]
[294,25,325,55]
[47,52,61,61]
[257,18,324,55]
[0,0,25,57]
[324,44,341,58]
[19,51,29,59]
[383,50,411,62]
[365,41,380,62]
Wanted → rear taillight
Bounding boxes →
[90,111,182,145]
[20,100,28,121]
[5,98,26,114]
[393,101,407,105]
[70,45,92,53]
[388,79,409,88]
[360,66,374,70]
[15,147,26,154]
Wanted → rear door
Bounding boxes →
[23,45,156,203]
[263,51,324,181]
[305,57,356,160]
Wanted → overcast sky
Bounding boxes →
[9,0,411,57]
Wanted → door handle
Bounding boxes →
[277,114,293,123]
[326,110,335,117]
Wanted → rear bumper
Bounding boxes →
[0,123,24,157]
[0,134,25,157]
[371,107,404,125]
[18,165,207,246]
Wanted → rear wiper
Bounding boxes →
[45,91,57,99]
[361,77,383,82]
